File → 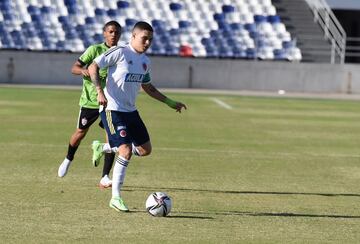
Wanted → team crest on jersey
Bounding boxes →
[128,60,133,65]
[81,118,88,126]
[142,63,147,71]
[119,130,127,137]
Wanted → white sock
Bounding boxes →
[102,143,112,153]
[112,156,129,198]
[102,143,118,153]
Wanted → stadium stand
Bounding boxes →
[272,0,333,62]
[0,0,302,61]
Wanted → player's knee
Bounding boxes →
[139,144,152,156]
[75,128,87,138]
[118,145,132,160]
[70,129,87,145]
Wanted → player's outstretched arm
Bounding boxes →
[71,60,90,77]
[141,83,187,113]
[89,62,107,107]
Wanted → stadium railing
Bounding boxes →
[304,0,346,64]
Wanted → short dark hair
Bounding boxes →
[132,21,153,32]
[103,20,122,32]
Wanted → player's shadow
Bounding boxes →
[178,210,360,219]
[129,209,360,219]
[124,185,360,198]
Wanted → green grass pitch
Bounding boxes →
[1,86,360,243]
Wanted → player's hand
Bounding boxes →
[174,102,187,113]
[165,98,187,113]
[97,89,107,107]
[81,69,90,77]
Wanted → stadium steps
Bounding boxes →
[272,0,332,62]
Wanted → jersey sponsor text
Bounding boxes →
[125,73,145,83]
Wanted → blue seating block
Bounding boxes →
[230,23,243,31]
[179,20,191,28]
[169,3,182,11]
[268,15,281,24]
[244,23,256,32]
[125,18,137,27]
[85,17,96,24]
[222,5,235,13]
[107,9,117,17]
[254,15,266,24]
[117,1,130,9]
[95,8,107,16]
[213,13,225,22]
[0,0,294,58]
[246,48,256,59]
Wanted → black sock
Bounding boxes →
[102,153,115,177]
[66,144,78,161]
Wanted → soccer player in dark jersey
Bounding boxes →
[58,21,121,188]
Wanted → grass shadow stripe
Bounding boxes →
[179,210,360,219]
[125,185,360,198]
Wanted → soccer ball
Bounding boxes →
[145,192,172,217]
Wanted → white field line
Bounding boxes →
[210,97,233,110]
[3,142,360,159]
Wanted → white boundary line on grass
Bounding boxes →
[210,97,233,110]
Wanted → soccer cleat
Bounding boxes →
[58,158,72,177]
[92,140,104,167]
[109,196,129,212]
[99,175,112,189]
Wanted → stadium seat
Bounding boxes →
[169,3,182,11]
[0,0,300,60]
[117,1,130,9]
[179,44,193,57]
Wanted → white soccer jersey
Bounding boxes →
[94,44,151,112]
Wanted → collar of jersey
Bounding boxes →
[128,43,144,56]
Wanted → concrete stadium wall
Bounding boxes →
[1,50,360,94]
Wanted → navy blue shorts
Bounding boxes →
[100,110,150,148]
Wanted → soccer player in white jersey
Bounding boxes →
[88,21,187,212]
